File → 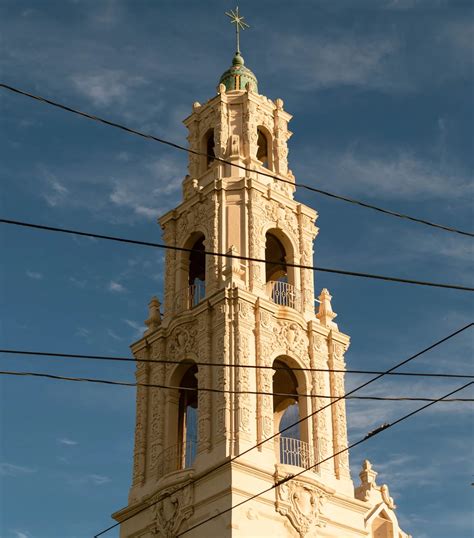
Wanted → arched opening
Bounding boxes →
[157,362,198,478]
[204,128,215,169]
[265,231,298,309]
[372,511,395,538]
[177,364,198,469]
[257,127,272,169]
[189,235,205,286]
[273,358,311,468]
[181,234,205,309]
[265,233,287,283]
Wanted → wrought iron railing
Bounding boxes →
[175,282,205,312]
[156,439,197,477]
[268,280,301,310]
[276,436,314,468]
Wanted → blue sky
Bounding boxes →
[0,1,473,537]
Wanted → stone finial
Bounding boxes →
[356,460,397,509]
[145,296,161,332]
[217,83,226,95]
[355,459,378,502]
[359,459,378,486]
[316,288,337,328]
[193,101,201,110]
[275,97,284,110]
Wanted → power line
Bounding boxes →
[1,218,473,292]
[178,380,473,536]
[2,369,472,402]
[1,82,472,238]
[93,323,472,536]
[2,348,473,380]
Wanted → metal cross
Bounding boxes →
[225,7,250,54]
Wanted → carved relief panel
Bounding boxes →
[275,472,328,537]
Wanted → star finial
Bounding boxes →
[225,7,250,54]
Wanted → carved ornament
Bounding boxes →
[151,481,194,538]
[276,476,328,537]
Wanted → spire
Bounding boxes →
[225,6,249,55]
[220,7,258,92]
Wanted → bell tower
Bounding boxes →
[113,13,410,538]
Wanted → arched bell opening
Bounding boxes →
[257,126,272,170]
[265,230,299,310]
[158,362,198,478]
[176,233,206,311]
[177,364,198,470]
[273,358,311,468]
[201,128,215,172]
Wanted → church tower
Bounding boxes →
[113,12,410,538]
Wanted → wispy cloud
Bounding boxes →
[88,474,111,485]
[297,147,473,201]
[12,530,32,538]
[107,328,123,341]
[69,276,87,289]
[58,437,78,446]
[76,327,91,340]
[71,473,111,486]
[71,69,147,108]
[268,30,403,92]
[108,280,126,293]
[108,155,182,219]
[123,319,145,338]
[347,375,473,439]
[0,462,36,476]
[26,270,43,280]
[32,153,183,224]
[41,169,69,207]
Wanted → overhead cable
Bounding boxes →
[0,82,472,238]
[2,369,472,402]
[93,323,472,535]
[2,348,473,379]
[178,380,473,536]
[1,218,473,292]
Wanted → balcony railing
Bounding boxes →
[268,280,301,310]
[276,436,314,469]
[175,282,205,312]
[156,439,197,477]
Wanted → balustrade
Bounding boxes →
[268,280,301,310]
[156,439,197,477]
[175,282,205,312]
[276,435,314,469]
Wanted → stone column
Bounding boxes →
[131,348,149,489]
[309,328,334,475]
[148,339,166,480]
[328,334,351,480]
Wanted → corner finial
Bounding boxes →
[359,459,377,485]
[145,296,161,332]
[225,7,250,55]
[316,288,338,328]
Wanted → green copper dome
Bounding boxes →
[219,52,258,93]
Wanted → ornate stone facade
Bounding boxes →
[113,52,410,538]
